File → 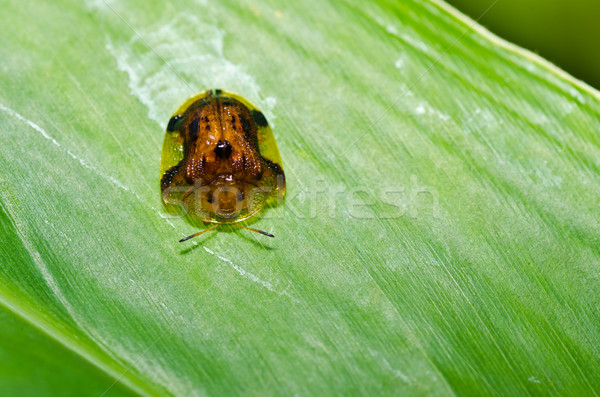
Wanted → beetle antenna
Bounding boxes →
[179,223,222,242]
[233,223,274,237]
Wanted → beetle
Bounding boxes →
[160,89,285,242]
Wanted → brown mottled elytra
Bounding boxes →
[160,89,285,242]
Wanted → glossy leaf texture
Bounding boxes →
[1,0,599,395]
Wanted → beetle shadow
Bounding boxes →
[230,224,277,251]
[179,233,216,255]
[178,223,275,254]
[177,212,217,255]
[165,194,285,254]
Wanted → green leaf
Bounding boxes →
[1,0,599,395]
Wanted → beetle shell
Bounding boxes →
[160,89,285,223]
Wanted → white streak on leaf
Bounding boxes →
[203,247,298,302]
[105,13,277,127]
[0,103,131,193]
[44,220,72,242]
[368,348,411,383]
[386,24,399,35]
[153,207,178,229]
[395,57,405,69]
[2,102,182,236]
[413,103,450,121]
[0,103,61,147]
